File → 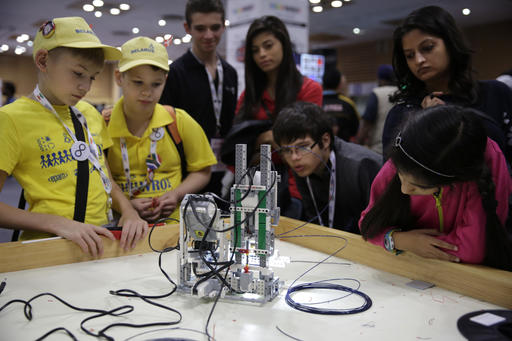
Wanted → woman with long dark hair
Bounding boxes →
[233,15,322,218]
[236,15,322,123]
[382,6,512,163]
[360,105,512,271]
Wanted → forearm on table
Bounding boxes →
[0,202,73,234]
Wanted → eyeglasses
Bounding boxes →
[394,132,455,178]
[279,141,318,158]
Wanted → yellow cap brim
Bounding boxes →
[58,41,122,60]
[118,59,169,72]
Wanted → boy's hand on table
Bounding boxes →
[118,210,148,251]
[55,220,115,258]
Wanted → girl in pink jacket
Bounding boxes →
[359,105,512,271]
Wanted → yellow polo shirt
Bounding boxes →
[107,98,217,220]
[0,97,113,239]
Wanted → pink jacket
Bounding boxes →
[359,138,512,264]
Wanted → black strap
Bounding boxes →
[11,189,26,241]
[165,125,188,180]
[70,107,89,223]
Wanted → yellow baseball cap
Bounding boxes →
[118,37,169,72]
[32,17,121,60]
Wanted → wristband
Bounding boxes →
[384,229,403,255]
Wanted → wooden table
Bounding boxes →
[0,217,510,340]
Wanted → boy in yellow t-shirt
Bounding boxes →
[106,36,216,222]
[0,17,148,256]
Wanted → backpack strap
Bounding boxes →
[162,105,188,179]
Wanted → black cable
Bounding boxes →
[275,325,304,341]
[0,292,134,340]
[35,327,78,341]
[279,234,373,316]
[285,279,372,315]
[123,326,209,341]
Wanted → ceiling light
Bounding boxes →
[462,8,471,15]
[225,19,230,26]
[168,60,173,65]
[92,0,104,7]
[309,0,321,3]
[132,27,139,34]
[158,19,166,26]
[312,5,323,13]
[174,38,182,45]
[331,0,342,7]
[27,40,33,47]
[164,34,172,40]
[20,34,29,41]
[353,27,361,34]
[83,4,94,12]
[1,44,9,51]
[95,11,102,18]
[15,46,25,55]
[182,34,191,43]
[110,8,121,15]
[120,3,130,10]
[155,36,164,43]
[16,36,24,43]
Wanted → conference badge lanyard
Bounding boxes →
[32,85,114,222]
[119,127,164,199]
[306,151,336,228]
[191,50,226,171]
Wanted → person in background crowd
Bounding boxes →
[322,68,360,142]
[1,81,17,105]
[273,101,381,233]
[232,15,323,219]
[382,5,512,165]
[159,0,237,197]
[356,64,397,154]
[496,68,512,91]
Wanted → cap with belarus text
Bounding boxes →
[33,16,121,60]
[119,37,169,72]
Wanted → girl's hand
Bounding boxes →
[393,229,460,262]
[421,92,446,108]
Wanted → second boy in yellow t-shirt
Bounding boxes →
[107,37,217,221]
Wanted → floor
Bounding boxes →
[0,176,22,242]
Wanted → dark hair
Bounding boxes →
[49,47,104,67]
[2,81,16,97]
[185,0,225,26]
[360,105,512,270]
[322,69,342,90]
[390,6,477,104]
[273,101,334,149]
[236,16,303,122]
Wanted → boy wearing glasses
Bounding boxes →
[273,102,382,233]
